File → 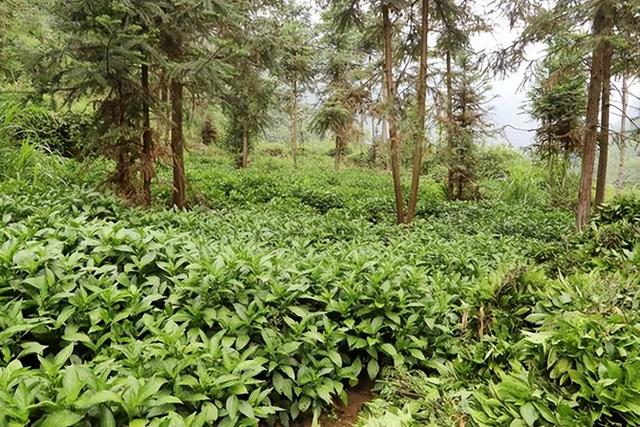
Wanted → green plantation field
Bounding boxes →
[1,145,639,426]
[2,0,639,424]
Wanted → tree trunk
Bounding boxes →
[291,79,298,168]
[405,0,429,224]
[595,41,612,207]
[159,72,170,146]
[615,74,628,192]
[371,118,378,164]
[241,124,249,168]
[576,2,611,231]
[445,49,455,200]
[381,118,388,169]
[170,78,186,209]
[335,130,343,170]
[141,63,154,207]
[382,4,405,225]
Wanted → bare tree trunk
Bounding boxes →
[113,87,135,197]
[360,113,366,155]
[335,133,342,170]
[382,4,405,224]
[445,49,455,200]
[291,79,298,168]
[371,118,378,164]
[595,41,612,207]
[381,118,388,169]
[141,63,154,207]
[240,124,249,168]
[188,96,197,142]
[170,79,186,209]
[616,74,628,192]
[405,0,429,224]
[577,2,611,231]
[159,72,170,147]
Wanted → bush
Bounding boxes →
[0,98,95,158]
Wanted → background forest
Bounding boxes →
[1,0,640,426]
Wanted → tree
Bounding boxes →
[312,8,367,170]
[576,1,612,230]
[380,2,405,224]
[224,69,277,168]
[496,0,640,229]
[43,0,153,198]
[405,0,429,224]
[432,0,487,202]
[221,1,280,168]
[157,0,232,208]
[446,52,493,200]
[528,35,587,203]
[615,74,631,191]
[280,17,315,167]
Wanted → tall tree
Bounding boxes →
[280,18,315,167]
[380,3,405,223]
[158,0,232,208]
[576,1,612,230]
[615,74,630,191]
[312,7,366,170]
[222,1,280,168]
[594,32,613,207]
[496,0,639,229]
[446,52,493,200]
[528,35,587,204]
[43,0,153,198]
[405,0,429,224]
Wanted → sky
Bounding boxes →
[471,15,542,147]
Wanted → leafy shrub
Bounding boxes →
[3,137,639,427]
[0,98,95,158]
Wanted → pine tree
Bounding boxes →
[157,0,233,208]
[312,8,367,170]
[446,52,493,200]
[42,0,155,198]
[528,35,587,204]
[280,14,315,167]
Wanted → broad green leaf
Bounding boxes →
[226,395,239,419]
[380,343,397,357]
[520,402,538,427]
[367,358,379,379]
[41,410,84,427]
[99,406,116,427]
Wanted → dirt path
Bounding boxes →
[294,381,374,427]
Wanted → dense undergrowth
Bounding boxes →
[1,140,639,426]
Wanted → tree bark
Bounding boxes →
[381,118,388,169]
[576,2,611,231]
[371,118,378,164]
[382,4,405,224]
[170,78,186,209]
[335,131,343,170]
[241,124,249,168]
[141,63,154,207]
[291,79,298,168]
[595,41,612,207]
[615,74,628,192]
[445,49,455,200]
[405,0,429,224]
